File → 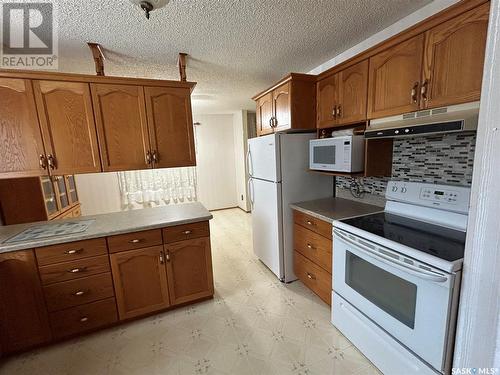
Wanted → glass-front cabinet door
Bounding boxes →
[53,176,69,211]
[41,177,59,217]
[65,175,78,205]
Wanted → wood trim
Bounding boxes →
[252,73,316,100]
[0,69,196,91]
[316,0,489,82]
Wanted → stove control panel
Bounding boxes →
[386,181,471,214]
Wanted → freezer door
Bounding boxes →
[247,134,281,182]
[249,177,283,280]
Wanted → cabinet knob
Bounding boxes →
[65,248,83,255]
[39,155,48,170]
[74,290,86,296]
[145,151,153,165]
[67,267,86,273]
[166,252,171,262]
[336,105,342,118]
[332,106,337,118]
[306,273,316,280]
[183,230,192,235]
[306,243,315,250]
[152,150,159,163]
[421,79,429,101]
[47,154,57,170]
[128,239,143,244]
[306,220,315,226]
[411,82,419,103]
[159,250,165,264]
[80,317,89,323]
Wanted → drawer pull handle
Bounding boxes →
[306,220,315,226]
[307,272,316,280]
[306,243,315,250]
[80,317,89,323]
[66,248,83,255]
[183,230,192,235]
[68,267,87,273]
[128,239,143,244]
[74,290,86,296]
[166,252,171,262]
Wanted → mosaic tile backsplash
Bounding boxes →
[337,132,477,196]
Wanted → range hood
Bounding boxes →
[365,101,479,139]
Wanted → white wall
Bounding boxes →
[74,172,122,216]
[194,114,238,211]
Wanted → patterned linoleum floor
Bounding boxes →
[0,208,380,375]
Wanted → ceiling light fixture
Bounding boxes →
[129,0,169,20]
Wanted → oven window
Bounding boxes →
[346,251,417,329]
[313,146,335,164]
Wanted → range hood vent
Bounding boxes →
[365,101,479,139]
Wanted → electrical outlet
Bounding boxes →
[241,195,244,201]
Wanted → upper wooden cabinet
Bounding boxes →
[253,74,316,136]
[0,250,51,354]
[317,60,368,128]
[422,3,489,108]
[0,78,47,178]
[33,81,101,175]
[367,35,424,119]
[92,84,150,172]
[144,87,196,168]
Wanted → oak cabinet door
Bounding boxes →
[0,78,47,177]
[110,245,170,320]
[164,237,214,306]
[91,84,151,172]
[273,82,291,132]
[256,92,274,136]
[33,81,101,175]
[144,87,196,168]
[317,73,339,129]
[367,34,424,119]
[422,3,489,108]
[0,250,51,353]
[337,60,369,125]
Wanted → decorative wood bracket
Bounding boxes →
[87,43,105,76]
[178,53,188,82]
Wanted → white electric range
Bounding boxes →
[332,181,470,375]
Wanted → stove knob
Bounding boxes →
[404,129,410,133]
[401,187,407,193]
[394,130,400,134]
[392,186,398,192]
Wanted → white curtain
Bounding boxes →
[117,167,197,209]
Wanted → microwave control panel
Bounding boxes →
[386,181,471,214]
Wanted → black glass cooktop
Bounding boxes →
[340,212,466,262]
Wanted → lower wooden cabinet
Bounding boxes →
[294,251,332,305]
[165,237,214,305]
[110,245,170,320]
[0,250,51,353]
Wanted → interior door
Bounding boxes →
[367,34,424,119]
[338,60,369,125]
[317,73,339,128]
[0,78,47,177]
[422,3,489,109]
[273,82,291,132]
[250,177,283,280]
[256,92,274,136]
[91,84,151,172]
[110,245,170,320]
[144,86,196,168]
[33,81,101,175]
[164,237,214,306]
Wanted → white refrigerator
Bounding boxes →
[247,133,334,282]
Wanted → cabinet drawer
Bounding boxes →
[107,229,163,253]
[294,251,332,305]
[293,211,332,239]
[294,224,332,273]
[43,273,115,312]
[39,255,110,285]
[35,238,108,266]
[49,298,117,340]
[163,221,210,243]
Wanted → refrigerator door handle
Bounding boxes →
[246,148,253,177]
[248,178,255,208]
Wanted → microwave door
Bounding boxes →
[311,143,336,171]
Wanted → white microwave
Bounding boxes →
[309,135,365,173]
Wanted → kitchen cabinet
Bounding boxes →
[0,250,51,354]
[317,60,368,128]
[91,84,150,172]
[110,245,171,320]
[165,237,214,305]
[0,175,81,224]
[253,74,316,136]
[33,81,101,175]
[0,78,47,178]
[421,3,489,108]
[367,35,424,119]
[144,87,196,168]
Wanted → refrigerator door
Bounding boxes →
[247,134,281,182]
[249,177,283,280]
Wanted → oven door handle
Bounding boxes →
[334,229,449,283]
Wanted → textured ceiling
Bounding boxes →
[52,0,432,114]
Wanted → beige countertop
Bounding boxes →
[290,197,383,224]
[0,202,212,254]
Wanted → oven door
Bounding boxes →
[333,228,454,372]
[309,139,350,172]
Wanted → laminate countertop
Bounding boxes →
[290,197,383,224]
[0,202,212,254]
